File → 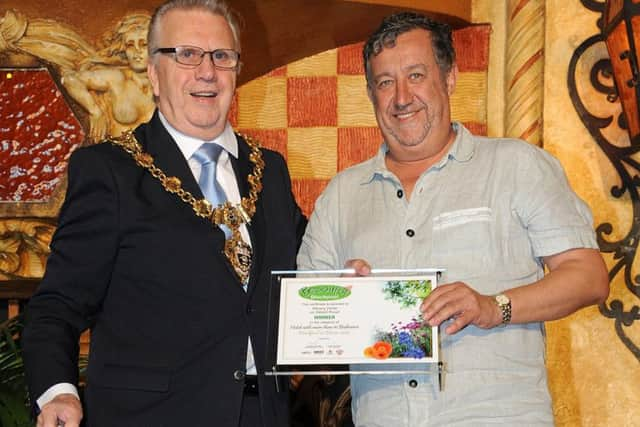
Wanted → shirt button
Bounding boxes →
[397,189,403,198]
[233,370,246,381]
[406,229,415,237]
[408,379,418,388]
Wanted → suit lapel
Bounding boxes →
[133,112,244,296]
[136,112,203,200]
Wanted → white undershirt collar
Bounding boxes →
[158,111,239,160]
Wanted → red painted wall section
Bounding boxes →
[0,68,84,202]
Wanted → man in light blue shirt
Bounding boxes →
[297,12,609,426]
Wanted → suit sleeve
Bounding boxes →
[271,150,307,250]
[22,146,120,403]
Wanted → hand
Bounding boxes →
[343,259,371,277]
[420,281,502,334]
[88,112,108,142]
[37,394,82,427]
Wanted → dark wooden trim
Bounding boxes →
[0,280,39,299]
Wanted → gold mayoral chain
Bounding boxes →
[108,130,264,284]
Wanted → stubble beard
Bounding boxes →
[384,110,433,148]
[380,93,436,147]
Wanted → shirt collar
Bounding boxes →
[362,122,475,184]
[158,111,239,161]
[441,122,474,164]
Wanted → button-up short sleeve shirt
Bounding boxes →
[297,123,597,426]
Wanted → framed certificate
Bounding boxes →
[266,269,443,376]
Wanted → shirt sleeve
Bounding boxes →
[513,144,598,257]
[36,383,80,410]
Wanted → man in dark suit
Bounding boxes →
[22,1,305,426]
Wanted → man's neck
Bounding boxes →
[385,127,457,200]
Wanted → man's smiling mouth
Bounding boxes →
[191,91,218,98]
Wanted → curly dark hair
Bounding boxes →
[363,12,455,85]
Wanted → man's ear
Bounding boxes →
[147,61,160,97]
[446,64,458,96]
[367,83,376,105]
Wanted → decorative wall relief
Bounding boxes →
[0,218,54,281]
[60,14,153,142]
[568,0,640,360]
[0,10,152,280]
[0,10,153,142]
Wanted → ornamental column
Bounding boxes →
[505,0,545,146]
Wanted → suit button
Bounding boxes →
[233,370,246,381]
[408,379,418,388]
[246,305,254,314]
[406,229,415,237]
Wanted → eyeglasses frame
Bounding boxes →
[153,45,241,70]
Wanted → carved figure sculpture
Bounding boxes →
[0,10,153,142]
[61,14,153,141]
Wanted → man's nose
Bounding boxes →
[195,54,218,80]
[395,79,413,108]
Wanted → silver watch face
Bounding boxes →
[495,294,510,305]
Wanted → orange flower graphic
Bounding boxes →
[363,341,393,359]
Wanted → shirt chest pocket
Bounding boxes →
[430,207,494,280]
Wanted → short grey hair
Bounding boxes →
[147,0,241,58]
[363,12,455,86]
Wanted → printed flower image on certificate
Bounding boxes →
[276,274,439,365]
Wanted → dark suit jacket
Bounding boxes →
[22,112,306,427]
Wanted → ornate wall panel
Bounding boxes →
[505,0,545,145]
[545,0,640,425]
[0,68,84,203]
[0,10,153,282]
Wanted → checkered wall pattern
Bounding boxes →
[229,25,491,217]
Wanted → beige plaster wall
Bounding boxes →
[544,1,640,425]
[473,0,639,425]
[472,0,507,138]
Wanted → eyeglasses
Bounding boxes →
[154,45,240,69]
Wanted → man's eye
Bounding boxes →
[377,79,393,89]
[409,73,424,80]
[214,51,230,61]
[180,49,199,58]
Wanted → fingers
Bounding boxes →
[38,395,82,427]
[421,282,499,333]
[343,259,371,276]
[421,284,464,327]
[38,411,63,427]
[443,312,471,335]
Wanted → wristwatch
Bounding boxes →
[494,293,512,325]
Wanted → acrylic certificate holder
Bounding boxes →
[265,268,445,390]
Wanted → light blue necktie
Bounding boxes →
[194,144,249,283]
[192,143,228,216]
